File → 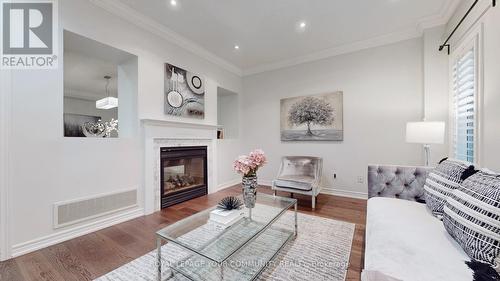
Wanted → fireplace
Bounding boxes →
[160,146,208,208]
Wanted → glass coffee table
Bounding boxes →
[156,193,298,281]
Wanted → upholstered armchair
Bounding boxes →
[272,156,323,209]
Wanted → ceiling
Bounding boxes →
[64,31,136,101]
[97,0,460,75]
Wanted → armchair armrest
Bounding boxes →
[313,158,323,194]
[368,165,433,201]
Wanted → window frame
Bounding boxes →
[448,24,483,165]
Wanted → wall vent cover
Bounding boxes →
[54,189,137,229]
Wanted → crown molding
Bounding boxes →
[242,27,423,76]
[90,0,459,77]
[417,0,461,31]
[243,0,461,76]
[88,0,243,76]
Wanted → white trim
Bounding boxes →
[244,0,459,76]
[217,178,240,191]
[0,70,11,261]
[259,179,368,200]
[417,0,462,30]
[140,119,219,129]
[243,28,422,76]
[147,138,216,214]
[88,0,242,76]
[53,187,139,229]
[258,179,273,187]
[321,188,369,200]
[445,0,492,48]
[448,23,483,166]
[89,0,460,77]
[11,207,144,258]
[242,0,459,75]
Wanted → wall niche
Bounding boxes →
[217,87,239,139]
[63,30,138,138]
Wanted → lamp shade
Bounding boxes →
[96,97,118,110]
[406,121,445,144]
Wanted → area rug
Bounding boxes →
[95,211,355,281]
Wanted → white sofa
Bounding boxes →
[362,165,473,281]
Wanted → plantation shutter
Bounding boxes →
[452,48,476,163]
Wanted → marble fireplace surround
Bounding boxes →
[142,119,218,214]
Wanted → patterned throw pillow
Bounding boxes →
[424,159,473,217]
[443,170,500,265]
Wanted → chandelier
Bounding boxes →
[96,75,118,109]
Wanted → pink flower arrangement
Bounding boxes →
[233,149,267,177]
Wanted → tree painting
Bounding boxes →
[288,97,334,136]
[280,92,343,141]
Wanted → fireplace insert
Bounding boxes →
[160,146,207,208]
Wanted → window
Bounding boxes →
[450,34,480,163]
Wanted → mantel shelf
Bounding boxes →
[140,119,219,130]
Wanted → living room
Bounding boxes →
[0,0,499,280]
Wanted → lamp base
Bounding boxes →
[424,144,431,166]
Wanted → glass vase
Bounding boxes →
[242,175,258,209]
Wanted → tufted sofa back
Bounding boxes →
[368,165,433,201]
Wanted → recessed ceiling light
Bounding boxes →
[296,21,307,32]
[170,0,177,6]
[234,45,240,50]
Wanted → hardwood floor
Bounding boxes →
[0,185,367,281]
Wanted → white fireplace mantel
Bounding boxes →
[141,119,218,214]
[141,119,219,129]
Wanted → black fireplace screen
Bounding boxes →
[160,146,207,208]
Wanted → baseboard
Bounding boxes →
[321,188,368,200]
[217,178,241,191]
[11,207,144,258]
[258,178,367,200]
[258,179,272,187]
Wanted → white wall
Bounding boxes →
[216,139,241,188]
[118,58,140,138]
[445,1,500,170]
[480,5,500,171]
[216,90,241,188]
[0,70,12,260]
[2,0,479,260]
[241,38,425,197]
[217,92,240,139]
[423,26,450,164]
[0,0,241,259]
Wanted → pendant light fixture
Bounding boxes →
[96,75,118,109]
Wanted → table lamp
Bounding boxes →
[406,121,445,166]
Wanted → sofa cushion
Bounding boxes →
[424,159,473,218]
[364,197,472,281]
[362,270,402,281]
[443,170,500,265]
[274,175,314,191]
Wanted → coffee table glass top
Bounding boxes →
[156,193,297,264]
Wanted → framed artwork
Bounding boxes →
[280,91,343,141]
[64,113,101,137]
[164,63,205,119]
